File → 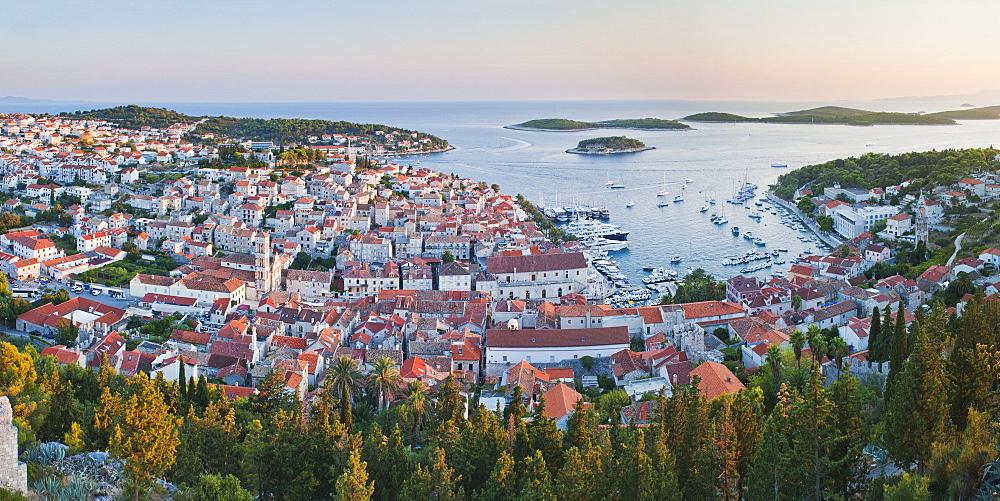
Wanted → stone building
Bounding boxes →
[0,397,27,493]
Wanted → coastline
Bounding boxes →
[565,146,655,155]
[388,145,456,156]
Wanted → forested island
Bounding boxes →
[684,106,958,126]
[57,105,451,152]
[567,136,653,154]
[508,117,689,131]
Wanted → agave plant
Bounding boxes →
[31,474,96,501]
[977,456,1000,500]
[25,442,67,465]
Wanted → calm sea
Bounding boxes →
[11,99,1000,283]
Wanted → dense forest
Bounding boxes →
[575,136,647,150]
[684,106,958,126]
[4,288,1000,498]
[513,118,690,130]
[58,105,197,129]
[54,105,450,150]
[195,117,449,150]
[771,148,998,200]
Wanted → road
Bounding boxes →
[946,231,966,267]
[766,192,845,248]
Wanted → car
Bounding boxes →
[91,290,102,296]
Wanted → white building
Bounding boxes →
[484,326,630,364]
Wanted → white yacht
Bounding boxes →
[565,218,629,241]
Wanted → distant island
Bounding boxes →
[56,105,452,153]
[924,105,1000,120]
[507,117,690,131]
[683,106,958,126]
[566,136,653,155]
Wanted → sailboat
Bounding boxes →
[657,173,670,197]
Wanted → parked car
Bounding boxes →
[91,290,102,296]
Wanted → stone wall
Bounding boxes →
[0,396,27,493]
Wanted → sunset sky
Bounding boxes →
[3,0,998,102]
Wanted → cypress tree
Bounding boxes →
[869,306,882,361]
[178,355,187,399]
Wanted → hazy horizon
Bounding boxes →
[4,0,1000,103]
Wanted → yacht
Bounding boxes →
[670,256,682,264]
[565,218,629,241]
[658,201,670,207]
[731,226,740,235]
[625,200,635,208]
[700,205,709,212]
[673,195,684,202]
[583,237,628,252]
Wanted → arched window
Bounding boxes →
[541,290,546,298]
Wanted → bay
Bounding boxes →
[10,99,1000,285]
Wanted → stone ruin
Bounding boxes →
[0,396,27,493]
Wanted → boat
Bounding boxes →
[685,178,695,184]
[641,265,655,271]
[673,195,684,202]
[731,226,740,235]
[583,237,629,252]
[658,201,670,207]
[564,218,629,241]
[625,201,635,208]
[609,183,625,189]
[771,162,788,168]
[753,238,767,246]
[700,205,709,212]
[670,256,682,264]
[655,173,670,197]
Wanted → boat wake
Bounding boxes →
[493,136,532,151]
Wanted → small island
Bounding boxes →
[508,117,690,131]
[566,136,653,155]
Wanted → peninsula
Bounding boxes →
[507,117,689,131]
[684,106,958,126]
[566,136,653,155]
[58,105,452,153]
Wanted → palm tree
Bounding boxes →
[328,355,362,429]
[765,344,782,403]
[404,381,430,439]
[791,294,802,312]
[829,337,849,376]
[790,330,805,370]
[368,356,402,411]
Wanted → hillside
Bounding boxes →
[56,105,449,150]
[684,106,957,126]
[59,105,196,129]
[771,148,999,200]
[511,117,689,130]
[927,105,1000,120]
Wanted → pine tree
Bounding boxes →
[556,447,598,501]
[948,294,996,431]
[748,385,800,500]
[517,450,556,500]
[827,374,867,499]
[885,318,951,470]
[335,448,375,501]
[428,448,464,500]
[478,450,516,500]
[885,307,910,403]
[528,396,564,473]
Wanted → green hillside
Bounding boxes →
[927,105,1000,120]
[684,106,956,126]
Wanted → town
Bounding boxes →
[1,110,1000,498]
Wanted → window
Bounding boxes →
[502,355,508,362]
[526,356,531,362]
[550,356,555,362]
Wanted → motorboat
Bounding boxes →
[625,201,635,208]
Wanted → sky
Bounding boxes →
[2,0,1000,103]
